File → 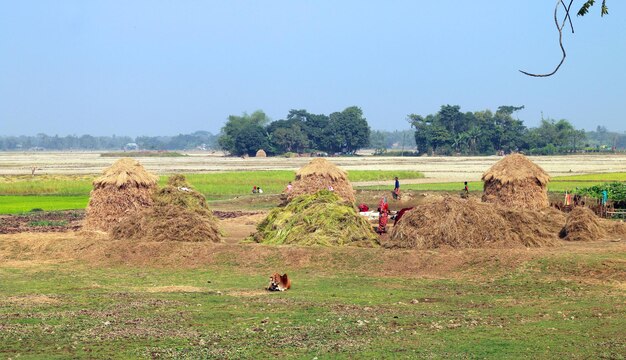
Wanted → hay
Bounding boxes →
[482,154,550,210]
[92,158,158,189]
[287,158,356,203]
[111,206,221,243]
[387,196,560,249]
[83,159,157,231]
[251,190,378,247]
[559,207,605,242]
[111,174,221,243]
[255,149,267,157]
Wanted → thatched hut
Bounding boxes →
[387,197,561,249]
[83,158,158,232]
[111,174,221,242]
[482,154,550,210]
[251,190,378,247]
[255,149,267,157]
[287,158,355,203]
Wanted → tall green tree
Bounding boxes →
[218,110,270,156]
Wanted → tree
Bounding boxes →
[521,1,609,77]
[322,106,370,153]
[218,110,270,156]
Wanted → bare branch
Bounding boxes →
[519,0,568,77]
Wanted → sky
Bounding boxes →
[1,1,625,137]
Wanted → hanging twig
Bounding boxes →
[519,0,572,77]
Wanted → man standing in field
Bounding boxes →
[393,176,400,200]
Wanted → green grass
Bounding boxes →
[0,196,88,214]
[0,170,423,197]
[27,220,68,227]
[0,252,624,359]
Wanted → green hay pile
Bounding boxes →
[153,174,213,217]
[111,174,221,242]
[251,190,378,247]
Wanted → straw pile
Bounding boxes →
[482,154,550,210]
[111,174,221,242]
[256,149,267,157]
[83,158,158,231]
[287,158,356,203]
[559,207,605,242]
[251,190,378,247]
[387,197,560,249]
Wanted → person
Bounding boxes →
[393,177,400,200]
[602,189,608,206]
[252,185,257,194]
[286,181,293,193]
[460,181,469,198]
[377,196,389,234]
[258,186,263,194]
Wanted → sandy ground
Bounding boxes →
[2,152,626,181]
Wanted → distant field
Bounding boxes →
[0,170,423,213]
[100,151,187,157]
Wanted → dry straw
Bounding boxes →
[287,158,356,203]
[559,206,626,242]
[83,158,158,231]
[255,149,267,157]
[111,174,221,242]
[482,153,550,210]
[387,196,562,249]
[251,190,378,247]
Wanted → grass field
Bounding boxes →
[1,171,624,214]
[0,246,624,359]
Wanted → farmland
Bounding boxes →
[1,153,626,359]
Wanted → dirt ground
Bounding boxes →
[2,152,626,181]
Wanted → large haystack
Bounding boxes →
[482,154,550,210]
[83,158,158,231]
[387,197,560,249]
[111,174,221,242]
[251,190,378,247]
[256,149,267,157]
[287,158,355,203]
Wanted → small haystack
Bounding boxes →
[251,190,378,247]
[256,149,267,157]
[83,158,158,232]
[387,197,560,249]
[482,154,550,210]
[287,158,355,203]
[111,174,221,242]
[559,207,605,242]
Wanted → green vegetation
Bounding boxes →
[252,191,378,246]
[219,107,370,156]
[576,182,626,204]
[409,105,591,155]
[28,220,68,227]
[0,170,423,214]
[0,196,88,214]
[100,151,186,157]
[0,250,624,358]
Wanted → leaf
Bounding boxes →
[577,0,595,16]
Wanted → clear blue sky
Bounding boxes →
[1,1,625,136]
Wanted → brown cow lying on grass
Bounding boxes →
[267,273,291,291]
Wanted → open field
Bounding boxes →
[1,230,626,359]
[2,152,626,179]
[1,152,625,358]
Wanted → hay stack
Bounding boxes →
[559,207,605,242]
[256,149,267,157]
[287,158,355,203]
[83,158,158,231]
[387,196,560,249]
[251,190,378,247]
[482,154,550,210]
[111,175,221,242]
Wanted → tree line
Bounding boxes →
[217,106,370,156]
[408,105,620,156]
